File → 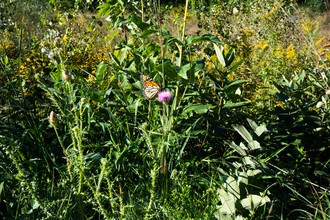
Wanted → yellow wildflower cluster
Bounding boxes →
[242,29,254,37]
[254,39,269,51]
[301,19,317,34]
[0,31,17,59]
[285,45,296,58]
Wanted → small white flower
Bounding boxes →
[233,7,239,15]
[105,16,111,22]
[48,50,54,59]
[41,48,47,53]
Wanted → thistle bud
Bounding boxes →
[54,37,60,47]
[62,69,70,81]
[49,111,58,126]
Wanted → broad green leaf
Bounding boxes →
[243,156,256,166]
[233,124,253,143]
[194,59,205,75]
[156,60,178,80]
[248,140,261,150]
[214,208,235,220]
[240,194,270,210]
[225,47,235,66]
[130,14,150,31]
[247,169,262,177]
[222,101,251,108]
[218,188,236,215]
[114,17,130,28]
[96,61,107,81]
[247,118,258,131]
[225,176,240,199]
[255,125,267,136]
[109,52,121,66]
[32,200,40,209]
[165,37,184,48]
[226,79,249,87]
[184,103,213,114]
[228,57,246,73]
[140,29,158,38]
[223,79,249,94]
[187,33,223,45]
[226,141,247,156]
[179,63,190,79]
[214,43,226,67]
[237,170,248,185]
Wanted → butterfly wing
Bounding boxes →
[143,85,160,99]
[140,75,161,99]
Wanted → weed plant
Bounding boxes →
[0,0,329,219]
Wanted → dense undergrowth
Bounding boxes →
[0,0,329,219]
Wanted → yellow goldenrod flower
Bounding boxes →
[63,35,69,42]
[315,37,325,47]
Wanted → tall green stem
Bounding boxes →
[178,0,189,67]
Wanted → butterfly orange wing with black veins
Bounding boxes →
[140,75,161,100]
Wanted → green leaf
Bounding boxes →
[156,60,178,80]
[214,43,226,67]
[140,29,158,38]
[240,194,270,210]
[226,141,247,156]
[247,169,262,177]
[218,188,236,215]
[179,63,190,79]
[223,79,249,94]
[187,33,223,45]
[165,37,184,48]
[233,124,253,143]
[108,29,119,39]
[194,59,205,75]
[114,17,130,28]
[0,181,4,196]
[228,57,246,73]
[32,200,40,209]
[260,145,289,163]
[226,79,249,87]
[184,103,213,114]
[248,140,261,150]
[130,14,150,31]
[255,125,267,136]
[222,101,251,108]
[109,52,121,66]
[225,47,235,66]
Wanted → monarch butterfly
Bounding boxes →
[140,75,161,100]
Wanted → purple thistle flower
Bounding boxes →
[157,91,172,102]
[54,37,60,43]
